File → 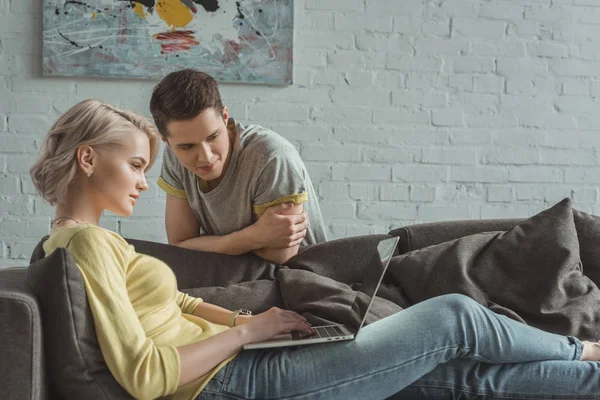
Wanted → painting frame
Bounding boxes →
[42,0,294,85]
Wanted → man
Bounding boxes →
[150,69,327,264]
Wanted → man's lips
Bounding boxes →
[198,162,216,171]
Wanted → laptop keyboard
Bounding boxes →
[292,325,347,340]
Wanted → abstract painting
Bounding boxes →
[42,0,294,84]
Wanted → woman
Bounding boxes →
[30,99,600,400]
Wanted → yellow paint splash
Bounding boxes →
[156,0,193,28]
[132,3,147,19]
[91,12,96,20]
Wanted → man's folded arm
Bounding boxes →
[165,194,260,255]
[252,201,305,265]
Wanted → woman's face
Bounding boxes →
[89,129,151,217]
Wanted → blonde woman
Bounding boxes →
[30,99,600,400]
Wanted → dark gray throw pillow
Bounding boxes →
[385,198,600,341]
[573,208,600,288]
[25,247,133,400]
[278,268,402,328]
[286,234,393,284]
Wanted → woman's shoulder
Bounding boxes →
[46,223,129,253]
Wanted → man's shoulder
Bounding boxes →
[239,123,300,164]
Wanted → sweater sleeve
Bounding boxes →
[176,291,203,315]
[66,228,181,400]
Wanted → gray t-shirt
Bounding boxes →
[158,119,327,246]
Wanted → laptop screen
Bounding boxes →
[346,236,399,334]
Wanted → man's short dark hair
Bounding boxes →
[149,69,224,137]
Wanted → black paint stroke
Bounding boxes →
[64,0,88,6]
[62,1,118,18]
[234,1,244,19]
[192,0,219,12]
[58,29,83,48]
[127,0,155,8]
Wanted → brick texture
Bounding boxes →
[1,0,600,266]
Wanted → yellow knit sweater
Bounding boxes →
[44,224,236,400]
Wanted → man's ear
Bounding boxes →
[161,135,170,146]
[222,106,229,122]
[76,145,96,175]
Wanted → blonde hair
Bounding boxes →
[30,99,160,205]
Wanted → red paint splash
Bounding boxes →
[118,11,127,44]
[220,40,243,64]
[154,30,199,53]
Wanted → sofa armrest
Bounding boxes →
[0,267,50,400]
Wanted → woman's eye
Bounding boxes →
[132,164,141,170]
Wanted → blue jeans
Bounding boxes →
[197,294,600,400]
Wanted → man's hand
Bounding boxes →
[250,202,307,249]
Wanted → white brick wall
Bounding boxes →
[2,0,600,267]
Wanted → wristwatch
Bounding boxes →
[229,309,252,327]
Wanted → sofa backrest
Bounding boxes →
[388,208,600,289]
[389,218,523,254]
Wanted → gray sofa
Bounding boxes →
[2,200,600,400]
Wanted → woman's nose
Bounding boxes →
[138,174,148,191]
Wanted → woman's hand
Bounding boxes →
[237,307,314,344]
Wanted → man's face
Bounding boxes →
[165,107,232,184]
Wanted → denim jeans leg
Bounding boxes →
[198,294,590,400]
[397,358,600,399]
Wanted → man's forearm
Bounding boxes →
[253,245,300,265]
[172,226,259,255]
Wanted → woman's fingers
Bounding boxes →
[264,307,314,335]
[280,311,313,334]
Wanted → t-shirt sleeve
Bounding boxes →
[252,145,310,217]
[66,228,180,399]
[176,291,203,315]
[158,146,187,199]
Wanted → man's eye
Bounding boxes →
[206,133,219,142]
[180,144,193,150]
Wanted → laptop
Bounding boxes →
[243,236,399,350]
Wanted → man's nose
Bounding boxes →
[197,143,212,163]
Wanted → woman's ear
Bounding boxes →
[76,145,96,176]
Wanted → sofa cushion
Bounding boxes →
[26,248,133,400]
[385,198,600,340]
